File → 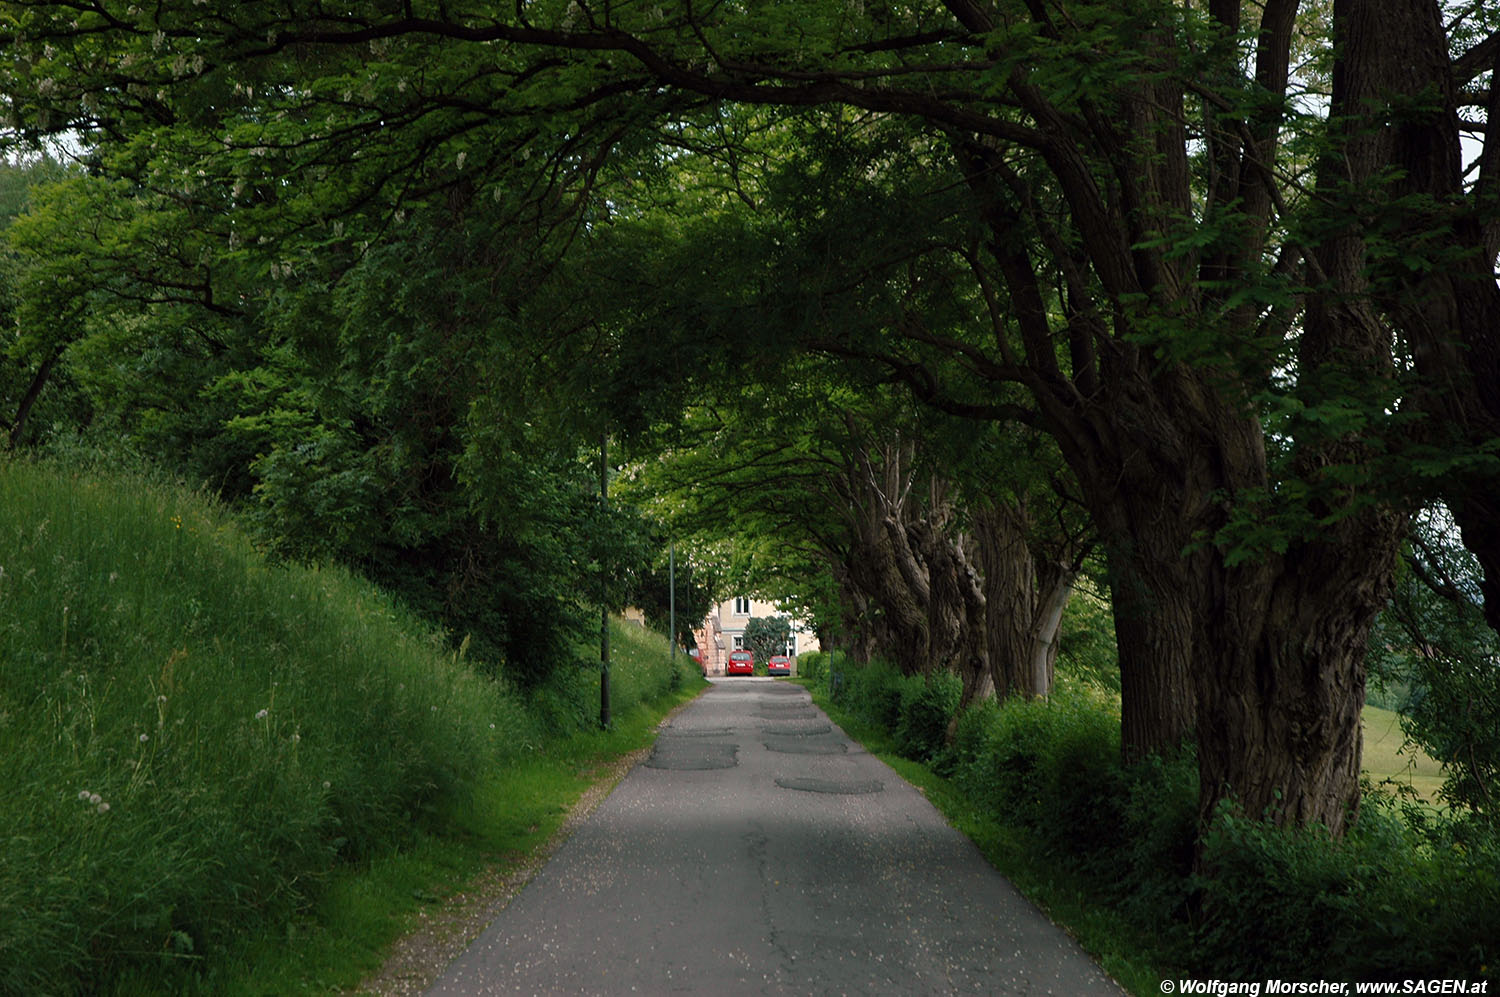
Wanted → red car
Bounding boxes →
[725,649,755,676]
[767,655,791,677]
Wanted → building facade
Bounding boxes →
[691,596,821,676]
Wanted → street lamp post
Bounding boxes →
[599,433,611,730]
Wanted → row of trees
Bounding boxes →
[0,148,714,687]
[2,0,1498,839]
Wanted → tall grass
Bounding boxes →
[0,458,695,996]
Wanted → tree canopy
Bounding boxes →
[3,0,1500,838]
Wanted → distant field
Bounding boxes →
[1362,704,1447,803]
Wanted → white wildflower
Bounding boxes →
[139,733,149,743]
[255,708,269,720]
[97,802,110,813]
[89,792,101,805]
[78,790,91,801]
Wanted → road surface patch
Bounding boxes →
[774,775,885,794]
[762,721,834,736]
[644,738,738,770]
[762,735,849,755]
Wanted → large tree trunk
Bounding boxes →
[1053,375,1222,761]
[1170,0,1415,835]
[1029,558,1074,695]
[833,436,1001,684]
[1054,353,1400,832]
[1339,0,1500,636]
[1196,524,1400,835]
[972,500,1073,702]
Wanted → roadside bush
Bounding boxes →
[1196,798,1499,981]
[894,672,961,764]
[933,695,1000,777]
[797,649,829,685]
[835,658,907,729]
[1113,747,1199,924]
[799,635,1496,985]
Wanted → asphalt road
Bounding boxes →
[426,678,1125,996]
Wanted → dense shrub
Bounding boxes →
[951,690,1125,855]
[796,649,831,685]
[800,654,1497,984]
[845,658,907,730]
[893,672,961,764]
[1196,798,1499,981]
[1114,748,1199,923]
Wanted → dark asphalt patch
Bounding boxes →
[659,726,737,738]
[774,776,884,794]
[645,740,739,770]
[763,722,833,736]
[758,684,805,696]
[756,700,815,712]
[763,736,849,755]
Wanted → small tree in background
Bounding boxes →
[745,615,792,669]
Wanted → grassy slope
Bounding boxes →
[0,458,704,996]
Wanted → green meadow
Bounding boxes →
[1362,703,1446,803]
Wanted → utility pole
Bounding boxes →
[599,433,611,729]
[669,542,677,671]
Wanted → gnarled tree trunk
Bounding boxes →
[972,499,1075,703]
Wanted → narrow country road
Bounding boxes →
[425,678,1125,996]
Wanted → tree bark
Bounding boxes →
[1341,0,1500,638]
[1029,559,1074,695]
[972,500,1072,702]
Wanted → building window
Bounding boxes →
[733,635,745,650]
[734,597,751,615]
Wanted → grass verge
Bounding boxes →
[197,681,705,996]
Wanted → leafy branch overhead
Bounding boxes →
[4,0,1500,844]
